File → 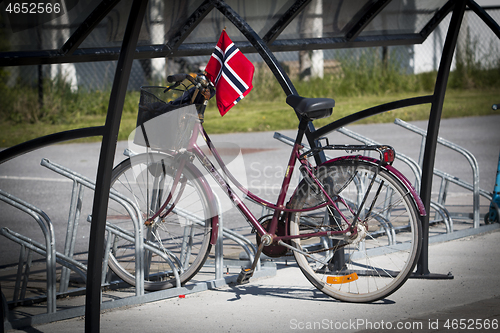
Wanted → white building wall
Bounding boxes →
[413,0,500,74]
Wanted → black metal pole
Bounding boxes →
[84,1,148,332]
[38,65,43,109]
[415,0,467,277]
[1,282,4,333]
[37,23,43,110]
[467,0,500,39]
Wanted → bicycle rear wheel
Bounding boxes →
[289,158,421,302]
[106,153,213,290]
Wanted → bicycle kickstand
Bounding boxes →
[237,235,269,284]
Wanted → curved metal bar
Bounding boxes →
[1,1,497,68]
[85,1,148,330]
[0,190,56,314]
[394,118,483,227]
[210,0,298,96]
[417,0,467,277]
[467,0,500,39]
[0,126,104,165]
[312,95,434,140]
[430,202,453,233]
[0,228,88,282]
[104,223,182,288]
[419,0,455,39]
[41,158,146,295]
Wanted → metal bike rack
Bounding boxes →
[0,159,146,319]
[1,158,273,330]
[2,1,498,330]
[335,127,454,233]
[0,189,58,314]
[394,118,494,228]
[40,158,147,295]
[42,155,266,288]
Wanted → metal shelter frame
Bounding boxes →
[1,0,500,331]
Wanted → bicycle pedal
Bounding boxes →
[237,268,254,284]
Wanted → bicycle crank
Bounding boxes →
[237,235,270,284]
[255,218,289,258]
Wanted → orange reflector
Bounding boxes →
[326,273,358,284]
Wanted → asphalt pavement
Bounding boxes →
[7,229,500,333]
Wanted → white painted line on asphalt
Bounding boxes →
[0,175,72,183]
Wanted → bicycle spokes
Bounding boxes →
[289,159,421,302]
[106,153,213,291]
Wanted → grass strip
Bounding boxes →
[1,89,498,148]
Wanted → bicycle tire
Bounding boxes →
[288,158,422,302]
[106,153,213,291]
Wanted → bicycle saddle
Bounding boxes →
[286,95,335,120]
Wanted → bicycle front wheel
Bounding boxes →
[289,158,422,302]
[106,153,213,291]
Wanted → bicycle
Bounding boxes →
[104,73,424,303]
[485,103,500,224]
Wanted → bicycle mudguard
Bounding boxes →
[184,162,220,244]
[320,155,427,217]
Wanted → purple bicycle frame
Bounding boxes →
[184,122,356,245]
[160,118,425,246]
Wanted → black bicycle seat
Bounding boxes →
[286,95,335,120]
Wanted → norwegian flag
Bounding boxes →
[205,30,254,116]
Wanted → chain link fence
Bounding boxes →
[3,4,500,92]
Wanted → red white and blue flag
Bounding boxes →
[205,30,254,116]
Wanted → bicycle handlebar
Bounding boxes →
[167,73,212,91]
[167,73,192,83]
[164,73,215,123]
